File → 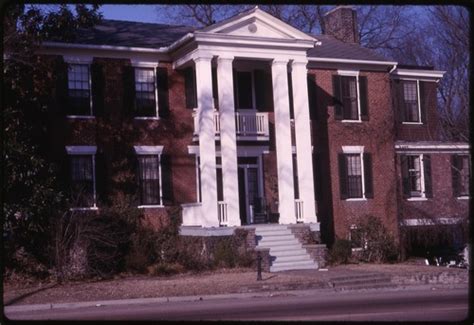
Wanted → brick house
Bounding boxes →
[36,6,469,270]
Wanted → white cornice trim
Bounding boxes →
[395,144,470,151]
[391,68,445,79]
[134,145,164,155]
[401,217,465,226]
[131,60,159,68]
[308,57,397,66]
[66,145,97,155]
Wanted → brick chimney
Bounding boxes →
[323,6,359,43]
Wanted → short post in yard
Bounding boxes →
[257,250,262,281]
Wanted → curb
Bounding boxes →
[4,283,468,314]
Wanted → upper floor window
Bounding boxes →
[68,64,91,116]
[338,147,373,200]
[402,81,420,123]
[452,155,470,198]
[401,154,432,199]
[66,146,97,209]
[333,73,368,121]
[235,70,255,110]
[134,68,157,117]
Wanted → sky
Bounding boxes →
[99,5,164,24]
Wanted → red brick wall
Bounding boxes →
[310,68,399,241]
[46,56,197,228]
[393,81,440,141]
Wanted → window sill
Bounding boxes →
[456,196,470,200]
[402,121,423,125]
[134,116,160,120]
[406,197,428,201]
[66,115,95,119]
[345,198,367,201]
[70,206,98,211]
[341,119,362,123]
[138,205,165,209]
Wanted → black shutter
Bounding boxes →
[363,153,374,198]
[185,67,197,109]
[264,70,274,111]
[313,152,322,201]
[156,67,170,118]
[160,154,174,205]
[55,57,69,114]
[401,155,410,198]
[359,76,369,121]
[254,69,265,110]
[333,75,343,120]
[423,154,433,198]
[233,69,239,110]
[307,74,318,120]
[212,67,218,109]
[419,81,428,124]
[451,155,461,197]
[95,150,107,206]
[122,65,136,116]
[338,153,348,199]
[287,72,294,119]
[91,62,105,117]
[396,80,406,123]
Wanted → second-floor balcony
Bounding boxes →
[193,110,270,141]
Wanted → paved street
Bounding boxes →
[5,287,468,321]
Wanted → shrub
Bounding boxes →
[354,215,398,263]
[328,239,352,265]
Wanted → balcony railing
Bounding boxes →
[193,110,269,140]
[218,201,228,227]
[295,199,304,223]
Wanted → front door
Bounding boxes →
[238,159,262,225]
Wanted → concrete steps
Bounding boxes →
[328,273,396,291]
[255,225,318,272]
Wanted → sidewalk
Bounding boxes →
[3,263,468,309]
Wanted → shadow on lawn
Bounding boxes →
[4,283,59,306]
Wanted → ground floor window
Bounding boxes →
[452,155,470,197]
[401,154,432,199]
[137,155,162,205]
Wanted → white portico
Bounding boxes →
[176,7,318,228]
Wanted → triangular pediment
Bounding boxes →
[199,7,315,41]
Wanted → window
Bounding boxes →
[338,148,373,200]
[333,74,369,121]
[341,76,358,120]
[235,71,255,109]
[134,68,157,117]
[137,155,161,205]
[402,81,420,122]
[401,154,432,199]
[67,64,91,116]
[452,155,470,197]
[70,155,95,207]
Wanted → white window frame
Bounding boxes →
[65,57,94,119]
[134,145,164,208]
[400,79,423,125]
[406,153,428,201]
[456,155,471,200]
[349,224,366,251]
[337,70,361,123]
[66,145,98,211]
[132,61,160,120]
[342,145,366,201]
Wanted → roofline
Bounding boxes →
[308,57,397,66]
[391,68,445,79]
[395,143,470,151]
[41,32,195,54]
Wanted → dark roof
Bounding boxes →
[308,34,389,62]
[62,19,388,63]
[397,64,434,70]
[71,19,195,48]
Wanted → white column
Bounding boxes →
[217,56,241,226]
[292,61,317,223]
[271,59,296,223]
[195,56,219,227]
